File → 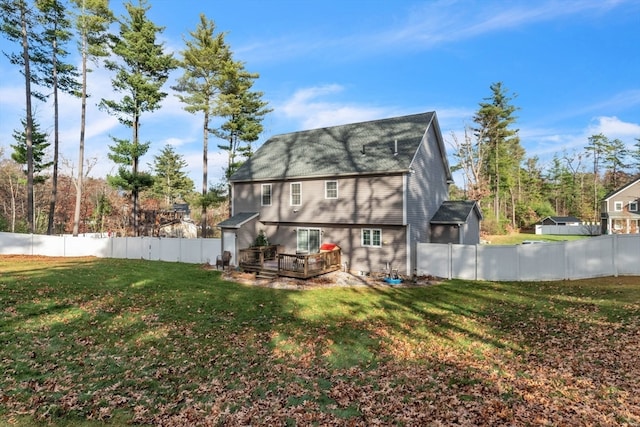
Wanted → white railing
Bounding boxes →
[417,234,640,281]
[0,232,221,265]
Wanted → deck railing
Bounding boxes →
[238,245,280,267]
[238,246,341,279]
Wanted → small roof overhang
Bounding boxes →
[217,212,259,229]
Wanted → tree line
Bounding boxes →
[2,2,639,238]
[0,0,270,236]
[451,82,640,234]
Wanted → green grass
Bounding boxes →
[485,232,590,245]
[1,256,639,425]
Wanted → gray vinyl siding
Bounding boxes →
[233,175,404,225]
[260,224,407,275]
[603,183,640,213]
[463,215,481,245]
[406,125,450,268]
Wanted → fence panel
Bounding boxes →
[417,243,450,278]
[477,245,519,281]
[417,235,640,281]
[518,242,566,281]
[451,244,478,280]
[616,235,640,275]
[0,232,31,255]
[565,236,615,279]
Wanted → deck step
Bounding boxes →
[256,269,278,280]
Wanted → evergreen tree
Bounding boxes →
[213,60,271,216]
[69,0,113,236]
[631,138,640,174]
[150,145,194,206]
[472,82,522,231]
[34,0,81,234]
[601,137,628,190]
[99,0,176,236]
[585,134,609,222]
[0,0,41,232]
[11,116,51,184]
[173,13,231,236]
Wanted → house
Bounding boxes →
[219,112,472,276]
[600,177,640,234]
[540,216,581,226]
[429,200,483,245]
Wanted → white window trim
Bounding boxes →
[614,201,623,211]
[290,182,301,206]
[325,180,338,199]
[261,184,272,206]
[629,201,638,212]
[361,228,382,247]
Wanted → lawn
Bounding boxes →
[484,232,590,245]
[1,256,639,426]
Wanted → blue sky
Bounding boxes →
[1,0,640,189]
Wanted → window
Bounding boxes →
[630,201,638,212]
[261,184,271,206]
[614,201,623,211]
[361,229,382,247]
[297,228,320,253]
[325,181,338,199]
[290,182,301,206]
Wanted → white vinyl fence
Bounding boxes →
[535,224,601,235]
[3,232,639,282]
[0,232,221,265]
[417,234,640,281]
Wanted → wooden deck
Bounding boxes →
[238,245,342,279]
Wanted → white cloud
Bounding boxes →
[587,116,640,139]
[278,84,394,130]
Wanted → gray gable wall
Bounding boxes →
[230,112,446,182]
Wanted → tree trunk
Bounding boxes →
[201,111,208,237]
[73,30,88,237]
[47,34,60,235]
[20,3,35,233]
[132,113,139,236]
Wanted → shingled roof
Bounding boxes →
[230,112,446,182]
[430,200,482,224]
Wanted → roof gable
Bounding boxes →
[602,177,640,201]
[231,112,448,182]
[542,216,581,224]
[430,201,482,224]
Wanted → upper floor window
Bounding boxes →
[630,201,638,212]
[361,229,381,247]
[614,201,623,211]
[290,182,301,206]
[325,181,338,199]
[261,184,271,206]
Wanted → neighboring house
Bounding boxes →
[219,112,472,276]
[540,216,581,226]
[600,177,640,234]
[430,200,483,245]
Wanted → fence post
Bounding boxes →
[612,234,618,277]
[448,243,452,280]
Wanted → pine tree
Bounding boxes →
[69,0,113,236]
[0,0,41,232]
[213,60,271,216]
[173,13,232,237]
[99,0,176,236]
[150,145,194,206]
[473,82,522,232]
[34,0,81,234]
[11,116,52,184]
